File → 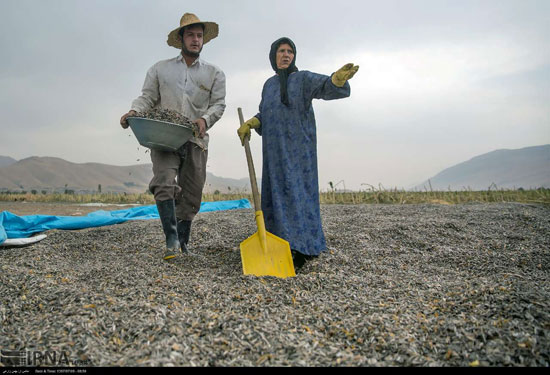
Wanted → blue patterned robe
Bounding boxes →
[254,70,351,256]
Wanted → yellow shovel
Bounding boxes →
[238,107,296,278]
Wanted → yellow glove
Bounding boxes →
[237,117,261,146]
[331,63,359,87]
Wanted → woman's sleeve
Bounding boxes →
[303,70,351,102]
[253,82,267,136]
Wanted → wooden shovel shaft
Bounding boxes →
[238,107,262,211]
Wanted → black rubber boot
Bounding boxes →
[291,250,307,270]
[291,250,316,271]
[177,219,195,255]
[156,200,180,260]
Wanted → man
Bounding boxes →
[120,13,226,260]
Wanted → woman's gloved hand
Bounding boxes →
[237,117,261,146]
[331,63,359,87]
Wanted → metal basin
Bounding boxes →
[127,117,195,152]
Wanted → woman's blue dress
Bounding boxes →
[254,70,350,256]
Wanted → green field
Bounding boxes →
[1,188,549,205]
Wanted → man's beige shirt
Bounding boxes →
[131,54,226,149]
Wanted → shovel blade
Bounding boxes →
[240,231,296,278]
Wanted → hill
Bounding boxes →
[0,156,252,194]
[414,144,550,191]
[2,144,547,194]
[0,156,17,168]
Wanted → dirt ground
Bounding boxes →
[0,201,141,216]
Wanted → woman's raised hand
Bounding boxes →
[331,63,359,87]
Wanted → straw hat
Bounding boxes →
[167,13,219,49]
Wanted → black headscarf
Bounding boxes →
[269,37,298,106]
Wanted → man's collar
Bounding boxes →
[178,53,201,66]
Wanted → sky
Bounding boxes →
[0,0,548,191]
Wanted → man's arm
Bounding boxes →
[200,69,226,132]
[120,65,159,129]
[131,65,160,113]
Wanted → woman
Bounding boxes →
[238,37,358,269]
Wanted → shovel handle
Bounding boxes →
[238,108,262,211]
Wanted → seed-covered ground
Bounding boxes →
[1,203,549,367]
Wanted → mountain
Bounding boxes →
[414,145,550,191]
[0,156,252,194]
[3,145,547,194]
[0,156,17,168]
[203,174,252,194]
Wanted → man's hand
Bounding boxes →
[194,118,207,138]
[237,117,261,146]
[331,63,359,87]
[120,110,137,129]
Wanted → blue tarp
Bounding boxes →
[0,199,251,245]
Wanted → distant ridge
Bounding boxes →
[2,145,547,194]
[414,145,550,191]
[0,156,252,194]
[0,156,17,168]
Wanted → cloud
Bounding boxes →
[1,0,549,190]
